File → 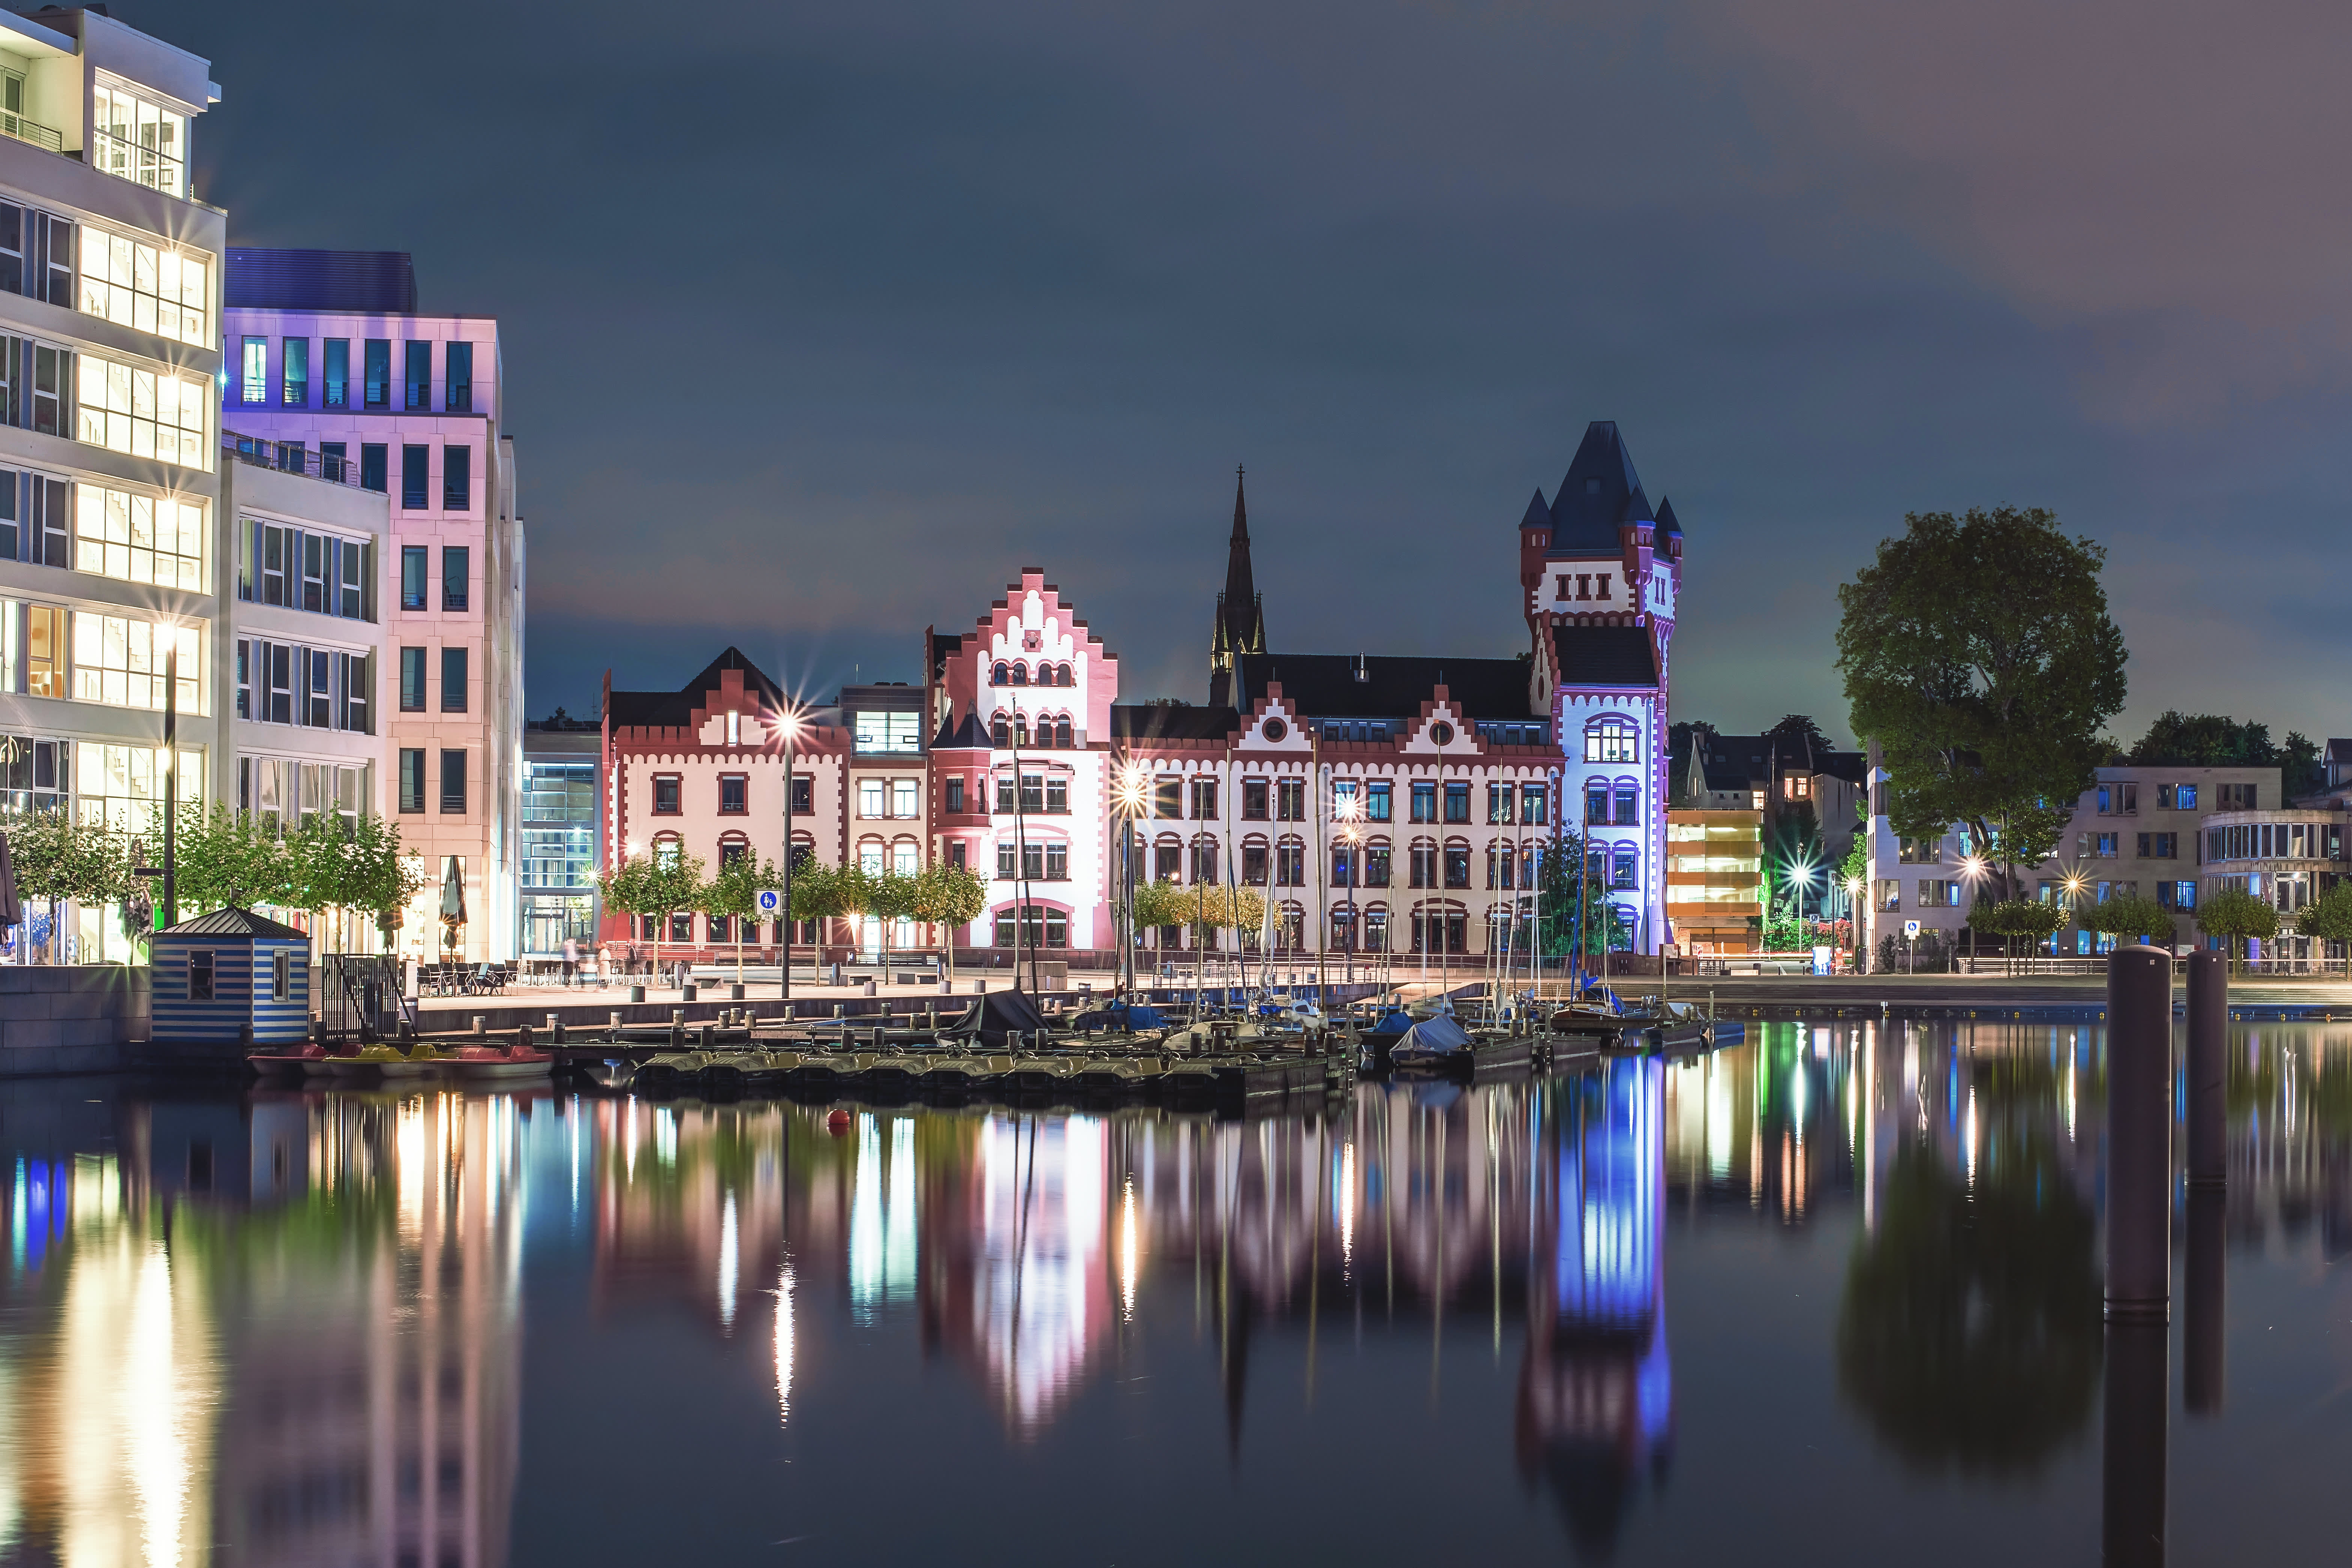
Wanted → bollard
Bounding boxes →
[552,1020,567,1045]
[546,1013,560,1034]
[609,1012,623,1031]
[2186,950,2226,1190]
[2105,944,2172,1323]
[629,985,646,1003]
[517,1024,534,1052]
[682,983,697,1002]
[863,978,876,997]
[730,983,744,1000]
[672,1008,685,1024]
[472,1015,487,1037]
[2185,1188,2226,1416]
[833,1003,845,1020]
[872,1025,886,1050]
[2101,1319,2168,1568]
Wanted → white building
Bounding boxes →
[218,252,523,960]
[0,6,224,961]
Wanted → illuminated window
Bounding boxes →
[76,354,209,469]
[90,85,186,198]
[1584,717,1638,763]
[70,615,199,712]
[80,229,208,345]
[77,486,204,591]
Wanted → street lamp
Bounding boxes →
[1846,874,1864,973]
[1335,792,1364,986]
[769,701,806,1005]
[1112,760,1148,997]
[1958,853,1988,969]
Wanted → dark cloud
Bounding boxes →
[170,0,2351,746]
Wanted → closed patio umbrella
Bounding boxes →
[439,858,466,926]
[0,830,21,931]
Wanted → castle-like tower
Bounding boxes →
[1518,420,1681,953]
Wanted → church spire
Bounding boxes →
[1210,465,1266,705]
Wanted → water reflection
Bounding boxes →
[0,1018,2347,1563]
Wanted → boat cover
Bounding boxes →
[1389,1014,1475,1066]
[1364,1009,1415,1037]
[1072,1001,1172,1033]
[944,988,1052,1048]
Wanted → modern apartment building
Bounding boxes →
[220,250,524,960]
[1664,807,1763,955]
[520,712,599,958]
[0,7,225,962]
[1861,763,2277,963]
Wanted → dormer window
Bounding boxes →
[1584,477,1601,495]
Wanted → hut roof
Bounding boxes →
[158,907,309,940]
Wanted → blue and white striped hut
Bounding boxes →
[150,908,311,1049]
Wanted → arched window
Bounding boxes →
[1613,781,1639,825]
[1189,834,1220,882]
[1054,717,1072,748]
[1059,663,1074,686]
[1010,662,1028,686]
[1014,715,1030,747]
[991,661,1009,686]
[991,716,1009,748]
[1584,716,1639,764]
[1584,780,1609,825]
[1611,845,1638,889]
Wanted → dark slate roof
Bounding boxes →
[933,710,990,749]
[159,906,309,940]
[1110,704,1242,741]
[1228,652,1534,720]
[1655,495,1683,545]
[226,249,418,314]
[607,646,783,729]
[1814,750,1866,784]
[1519,488,1551,529]
[1543,623,1659,688]
[1547,421,1652,554]
[2328,738,2352,765]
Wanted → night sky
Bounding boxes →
[179,0,2349,746]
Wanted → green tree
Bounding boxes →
[2195,887,2278,970]
[2295,883,2352,947]
[866,869,919,962]
[1973,899,2066,972]
[1536,833,1633,962]
[1130,878,1185,953]
[2079,893,2176,947]
[910,861,989,983]
[167,803,293,916]
[345,814,429,950]
[1837,507,2128,899]
[701,851,769,983]
[8,810,129,963]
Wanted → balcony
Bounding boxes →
[223,430,361,487]
[0,110,60,153]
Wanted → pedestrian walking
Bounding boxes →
[561,935,578,987]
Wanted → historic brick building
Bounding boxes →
[599,420,1684,963]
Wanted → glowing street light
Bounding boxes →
[1334,791,1364,984]
[769,701,808,1003]
[1112,759,1150,994]
[1958,853,1989,968]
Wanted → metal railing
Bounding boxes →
[0,110,61,153]
[221,430,362,487]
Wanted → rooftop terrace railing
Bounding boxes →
[222,429,362,487]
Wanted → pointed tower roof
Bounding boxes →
[1548,421,1653,553]
[1519,487,1551,529]
[1655,494,1683,556]
[1211,465,1267,706]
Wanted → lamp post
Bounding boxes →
[1959,853,1986,971]
[1845,874,1864,973]
[1112,761,1147,998]
[1335,792,1363,986]
[161,637,178,929]
[770,702,804,1005]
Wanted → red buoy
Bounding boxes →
[826,1108,852,1135]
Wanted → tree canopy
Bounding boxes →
[2295,884,2352,946]
[1836,507,2127,896]
[2122,711,2323,799]
[2195,887,2278,946]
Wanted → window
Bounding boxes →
[852,711,922,753]
[1191,777,1218,819]
[1154,777,1182,818]
[27,343,61,437]
[399,647,425,711]
[1408,846,1436,888]
[400,546,427,610]
[439,647,466,713]
[1242,843,1267,884]
[2171,783,2198,810]
[720,774,747,814]
[1410,782,1436,822]
[91,85,186,197]
[405,341,432,410]
[279,337,308,406]
[1275,838,1305,886]
[0,204,70,307]
[1277,779,1305,821]
[363,340,391,408]
[1585,717,1638,763]
[1443,782,1470,823]
[1487,783,1514,824]
[187,949,212,1002]
[443,445,471,510]
[1046,844,1068,880]
[319,441,347,484]
[2137,832,2177,859]
[443,547,469,611]
[1917,879,1959,907]
[1521,784,1548,825]
[72,615,198,712]
[2097,782,2138,815]
[1365,844,1392,886]
[2078,832,2119,858]
[400,446,428,510]
[77,354,208,468]
[1444,848,1471,888]
[75,486,203,591]
[1366,782,1391,821]
[2217,783,2255,810]
[945,777,966,814]
[1873,879,1902,911]
[1242,779,1269,819]
[361,443,387,494]
[859,779,885,818]
[272,951,290,1004]
[77,226,207,343]
[1585,782,1609,825]
[323,339,349,407]
[791,776,812,814]
[1614,784,1638,825]
[445,341,473,412]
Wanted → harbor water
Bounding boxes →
[1,1019,2347,1565]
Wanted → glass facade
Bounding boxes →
[519,758,597,954]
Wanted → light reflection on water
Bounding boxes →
[0,1021,2347,1563]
